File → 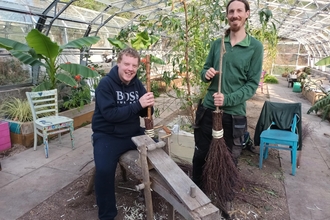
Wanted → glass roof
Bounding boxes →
[0,0,329,59]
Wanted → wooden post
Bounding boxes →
[139,145,154,220]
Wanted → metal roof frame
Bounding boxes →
[0,0,329,60]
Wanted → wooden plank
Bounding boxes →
[132,135,211,211]
[149,170,220,220]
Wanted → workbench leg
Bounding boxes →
[167,202,175,220]
[140,145,154,220]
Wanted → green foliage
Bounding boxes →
[71,0,105,11]
[62,83,92,110]
[307,93,330,121]
[107,29,165,98]
[315,56,330,67]
[0,29,100,91]
[151,81,161,98]
[263,74,278,84]
[151,0,226,121]
[304,66,311,74]
[108,29,160,51]
[0,98,32,122]
[248,7,278,72]
[306,77,330,120]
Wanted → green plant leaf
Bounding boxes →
[0,37,31,51]
[150,55,165,65]
[55,73,77,87]
[108,38,128,50]
[33,81,53,91]
[315,56,330,66]
[59,63,99,78]
[131,31,152,50]
[61,36,100,50]
[11,51,45,67]
[26,29,60,59]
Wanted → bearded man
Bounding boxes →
[192,0,263,217]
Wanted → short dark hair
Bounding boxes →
[117,47,140,65]
[226,0,250,14]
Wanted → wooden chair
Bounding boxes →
[26,89,74,158]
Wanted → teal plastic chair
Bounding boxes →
[259,114,299,175]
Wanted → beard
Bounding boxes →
[229,19,243,33]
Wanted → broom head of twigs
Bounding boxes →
[202,110,242,213]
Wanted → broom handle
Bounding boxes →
[216,36,226,111]
[146,54,151,119]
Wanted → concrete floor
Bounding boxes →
[0,76,329,220]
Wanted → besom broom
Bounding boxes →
[202,36,241,214]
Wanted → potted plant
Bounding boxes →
[0,98,35,147]
[306,56,330,120]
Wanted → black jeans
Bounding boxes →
[92,132,139,220]
[192,106,244,189]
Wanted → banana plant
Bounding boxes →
[0,29,100,91]
[315,56,330,66]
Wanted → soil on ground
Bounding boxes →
[2,86,291,220]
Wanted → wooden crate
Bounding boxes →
[302,88,326,105]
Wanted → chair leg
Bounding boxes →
[33,127,38,151]
[59,133,62,144]
[291,143,298,176]
[264,144,269,159]
[259,141,264,169]
[43,131,49,158]
[69,123,74,150]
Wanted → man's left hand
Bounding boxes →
[213,92,224,107]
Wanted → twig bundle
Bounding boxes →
[202,36,241,212]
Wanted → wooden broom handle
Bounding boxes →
[145,54,151,119]
[216,36,226,112]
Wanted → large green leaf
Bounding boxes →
[61,36,101,50]
[59,63,100,78]
[11,51,45,67]
[108,38,128,50]
[0,37,31,51]
[33,81,53,91]
[315,56,330,66]
[55,73,77,87]
[26,29,60,59]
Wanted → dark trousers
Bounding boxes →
[92,132,139,220]
[192,108,243,189]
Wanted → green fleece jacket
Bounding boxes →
[201,34,263,116]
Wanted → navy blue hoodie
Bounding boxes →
[92,65,150,138]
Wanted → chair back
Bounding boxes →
[291,114,298,134]
[270,113,298,134]
[26,89,59,121]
